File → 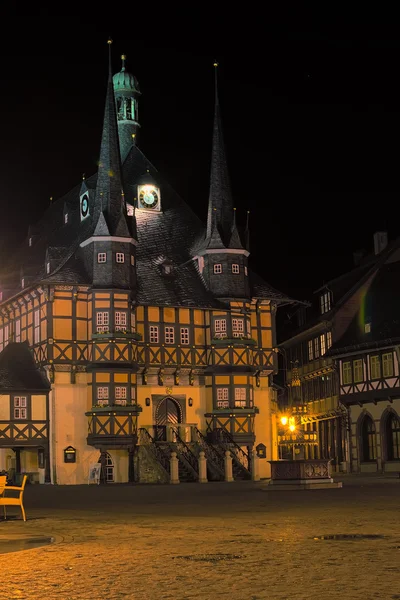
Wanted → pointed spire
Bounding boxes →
[244,211,250,252]
[94,39,125,234]
[205,208,225,249]
[93,211,110,236]
[205,62,234,246]
[228,208,243,249]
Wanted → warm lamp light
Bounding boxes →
[289,424,296,432]
[280,416,288,426]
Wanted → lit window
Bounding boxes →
[98,253,107,263]
[96,311,109,332]
[342,361,352,384]
[115,312,127,331]
[165,326,175,344]
[217,388,229,401]
[34,309,40,344]
[15,319,21,343]
[365,322,371,333]
[131,255,135,266]
[320,334,326,356]
[232,318,244,337]
[4,324,9,346]
[97,387,109,399]
[382,353,394,378]
[314,337,320,359]
[115,387,127,404]
[370,355,381,380]
[214,264,222,274]
[116,253,125,263]
[46,262,50,274]
[320,291,331,314]
[327,331,332,349]
[150,325,159,343]
[64,213,69,224]
[217,400,229,408]
[308,340,314,361]
[214,319,227,338]
[353,359,363,383]
[235,388,246,401]
[14,396,27,420]
[180,327,189,345]
[232,264,239,274]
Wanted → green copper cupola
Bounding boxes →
[113,54,141,162]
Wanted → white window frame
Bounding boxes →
[217,400,229,408]
[97,387,109,400]
[96,311,109,333]
[217,388,229,401]
[214,319,227,338]
[232,264,240,274]
[244,266,248,276]
[232,318,245,338]
[115,386,127,403]
[14,396,27,420]
[97,252,107,263]
[234,388,246,402]
[34,308,40,344]
[116,253,125,264]
[213,264,222,274]
[149,325,159,343]
[180,327,189,345]
[165,326,175,344]
[115,311,127,331]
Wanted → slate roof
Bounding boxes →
[0,342,50,391]
[327,258,400,355]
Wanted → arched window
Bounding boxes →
[385,413,400,461]
[98,452,114,483]
[360,414,377,462]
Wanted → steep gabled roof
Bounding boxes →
[0,343,50,391]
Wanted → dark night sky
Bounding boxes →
[1,12,399,301]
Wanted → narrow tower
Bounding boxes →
[113,54,141,162]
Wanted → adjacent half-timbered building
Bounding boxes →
[279,231,397,472]
[0,47,294,484]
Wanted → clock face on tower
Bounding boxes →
[80,193,89,220]
[138,185,160,210]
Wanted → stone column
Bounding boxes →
[198,451,207,483]
[251,449,260,481]
[170,451,180,484]
[224,450,233,482]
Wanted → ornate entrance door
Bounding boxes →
[154,397,181,441]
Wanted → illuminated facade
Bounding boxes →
[280,231,400,473]
[0,48,294,484]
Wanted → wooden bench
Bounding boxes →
[0,474,28,521]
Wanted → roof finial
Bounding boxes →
[121,54,126,71]
[107,38,113,80]
[213,60,219,105]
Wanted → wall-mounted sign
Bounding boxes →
[64,446,76,463]
[256,443,267,459]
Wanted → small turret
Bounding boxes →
[113,54,141,162]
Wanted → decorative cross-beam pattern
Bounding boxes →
[0,421,48,445]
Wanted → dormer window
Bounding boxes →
[320,291,331,314]
[365,322,371,333]
[46,262,50,274]
[214,264,222,274]
[163,264,172,275]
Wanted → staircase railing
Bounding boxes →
[138,428,170,474]
[194,427,225,480]
[169,427,199,480]
[214,428,251,479]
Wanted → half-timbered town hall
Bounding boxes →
[0,45,293,485]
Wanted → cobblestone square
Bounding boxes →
[1,475,400,600]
